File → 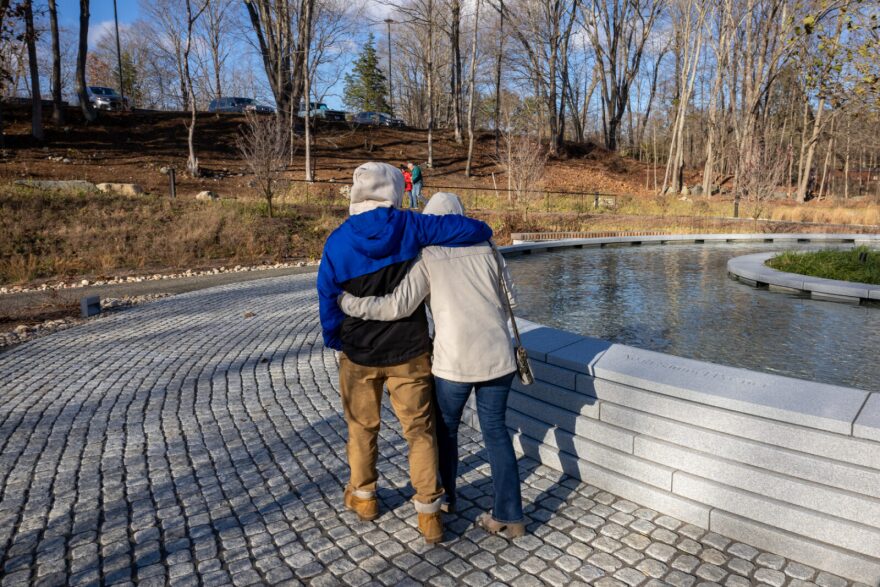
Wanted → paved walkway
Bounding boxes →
[0,266,317,317]
[0,274,858,587]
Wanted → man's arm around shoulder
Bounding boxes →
[411,212,492,248]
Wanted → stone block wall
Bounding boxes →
[463,321,880,584]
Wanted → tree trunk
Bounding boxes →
[48,0,64,124]
[450,0,462,144]
[819,117,834,199]
[795,97,824,202]
[493,1,503,157]
[427,0,434,168]
[303,0,313,182]
[24,0,43,140]
[465,0,480,177]
[843,121,850,199]
[183,0,204,177]
[76,0,97,122]
[0,0,10,144]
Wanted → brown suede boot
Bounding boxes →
[344,487,379,521]
[476,512,526,538]
[418,512,444,544]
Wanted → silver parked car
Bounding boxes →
[87,86,128,111]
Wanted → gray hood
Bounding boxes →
[423,192,465,216]
[349,162,404,215]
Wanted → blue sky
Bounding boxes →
[55,0,140,35]
[50,0,364,109]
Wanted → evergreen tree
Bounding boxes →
[343,34,391,113]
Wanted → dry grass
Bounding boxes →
[768,202,880,226]
[3,181,877,286]
[0,185,338,285]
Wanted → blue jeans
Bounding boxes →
[434,373,523,523]
[411,182,422,208]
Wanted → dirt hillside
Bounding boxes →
[0,104,654,197]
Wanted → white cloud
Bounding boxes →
[363,1,395,22]
[88,20,129,48]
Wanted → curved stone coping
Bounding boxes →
[506,231,880,253]
[511,317,878,438]
[462,317,880,582]
[727,251,880,302]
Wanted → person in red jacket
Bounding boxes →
[401,164,414,208]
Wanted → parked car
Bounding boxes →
[86,86,128,111]
[208,97,275,114]
[353,111,405,128]
[298,102,346,122]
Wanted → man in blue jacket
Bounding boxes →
[317,162,492,544]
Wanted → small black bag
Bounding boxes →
[492,245,534,386]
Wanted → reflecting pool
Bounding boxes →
[507,241,879,391]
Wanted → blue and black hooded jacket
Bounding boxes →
[317,206,492,366]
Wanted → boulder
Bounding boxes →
[680,186,690,196]
[96,182,145,196]
[690,185,704,196]
[15,179,98,192]
[195,190,219,201]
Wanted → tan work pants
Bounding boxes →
[338,352,443,507]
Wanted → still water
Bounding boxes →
[507,242,879,391]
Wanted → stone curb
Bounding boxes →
[726,251,880,303]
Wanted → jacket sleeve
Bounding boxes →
[317,249,345,350]
[412,213,492,247]
[338,258,430,321]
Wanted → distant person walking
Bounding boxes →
[401,165,414,208]
[408,162,423,207]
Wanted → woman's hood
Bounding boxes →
[423,192,465,216]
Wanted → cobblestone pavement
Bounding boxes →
[0,274,859,587]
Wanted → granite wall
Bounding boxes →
[463,235,880,583]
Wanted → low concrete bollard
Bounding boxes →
[80,296,101,318]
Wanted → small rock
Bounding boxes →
[243,312,256,318]
[195,190,218,201]
[81,279,90,286]
[96,182,145,196]
[14,325,29,335]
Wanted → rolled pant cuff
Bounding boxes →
[349,487,376,499]
[413,497,442,514]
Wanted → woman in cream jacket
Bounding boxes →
[338,192,525,537]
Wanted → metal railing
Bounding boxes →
[282,177,618,212]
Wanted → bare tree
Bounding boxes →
[583,0,664,151]
[794,3,848,202]
[464,0,480,176]
[23,0,42,140]
[503,0,579,155]
[237,111,289,218]
[497,132,548,202]
[0,0,11,144]
[492,0,504,156]
[199,0,235,100]
[183,0,209,177]
[303,0,313,181]
[47,0,63,124]
[662,0,707,194]
[243,0,313,120]
[76,0,96,122]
